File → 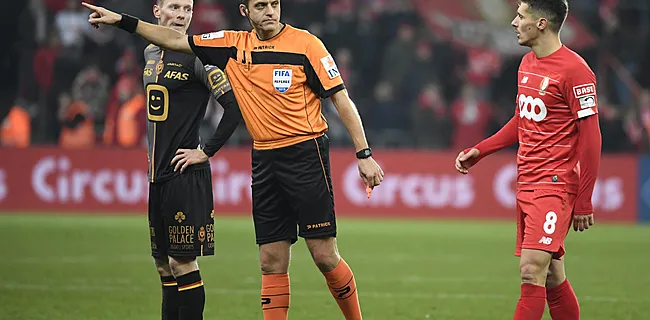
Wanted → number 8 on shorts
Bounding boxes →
[544,211,557,234]
[515,190,576,259]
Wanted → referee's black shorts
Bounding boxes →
[148,167,215,259]
[252,134,336,245]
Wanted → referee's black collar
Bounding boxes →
[255,23,287,42]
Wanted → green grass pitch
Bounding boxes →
[0,214,648,319]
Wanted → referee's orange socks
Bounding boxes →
[261,273,290,320]
[323,258,362,320]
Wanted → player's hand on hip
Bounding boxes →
[573,213,594,232]
[171,148,209,174]
[81,2,122,28]
[358,157,384,189]
[455,148,480,174]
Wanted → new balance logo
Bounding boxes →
[538,236,553,245]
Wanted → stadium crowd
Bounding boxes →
[3,0,650,152]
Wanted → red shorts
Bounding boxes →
[515,189,576,259]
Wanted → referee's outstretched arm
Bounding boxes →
[83,2,193,54]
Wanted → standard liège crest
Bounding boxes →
[156,60,164,75]
[539,76,550,95]
[198,226,205,242]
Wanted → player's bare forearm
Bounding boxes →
[331,89,369,152]
[574,115,602,214]
[135,21,192,54]
[473,115,519,160]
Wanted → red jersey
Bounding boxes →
[515,45,598,193]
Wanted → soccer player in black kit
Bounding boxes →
[142,0,241,319]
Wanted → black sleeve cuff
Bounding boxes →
[322,84,345,99]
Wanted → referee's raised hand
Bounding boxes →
[81,2,122,28]
[358,157,384,190]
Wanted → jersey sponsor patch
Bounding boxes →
[518,94,547,122]
[273,69,292,93]
[201,31,224,40]
[320,55,340,79]
[573,83,596,98]
[579,95,596,109]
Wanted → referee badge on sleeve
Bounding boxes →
[320,55,340,79]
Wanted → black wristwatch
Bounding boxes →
[356,148,372,159]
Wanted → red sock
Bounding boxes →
[261,274,290,320]
[547,279,580,320]
[513,283,546,320]
[322,258,362,320]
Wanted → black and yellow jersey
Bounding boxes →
[143,44,236,183]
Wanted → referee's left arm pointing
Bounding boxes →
[330,90,384,189]
[82,2,193,55]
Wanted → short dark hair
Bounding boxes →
[239,0,248,6]
[521,0,568,33]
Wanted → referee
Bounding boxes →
[83,1,383,319]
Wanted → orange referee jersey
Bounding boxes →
[189,25,345,150]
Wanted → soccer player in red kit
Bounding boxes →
[455,1,601,319]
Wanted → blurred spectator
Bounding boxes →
[44,0,69,13]
[379,23,416,93]
[371,81,410,147]
[191,0,229,34]
[58,93,95,149]
[411,82,449,149]
[405,40,438,101]
[334,47,355,94]
[464,36,503,96]
[33,30,61,97]
[82,26,122,83]
[1,106,31,148]
[625,89,650,152]
[27,0,48,46]
[71,64,110,123]
[597,94,630,152]
[104,76,146,147]
[450,84,494,151]
[352,6,381,99]
[602,0,650,105]
[116,90,146,148]
[55,0,90,48]
[5,0,649,152]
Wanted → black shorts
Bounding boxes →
[149,168,215,259]
[252,135,337,245]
